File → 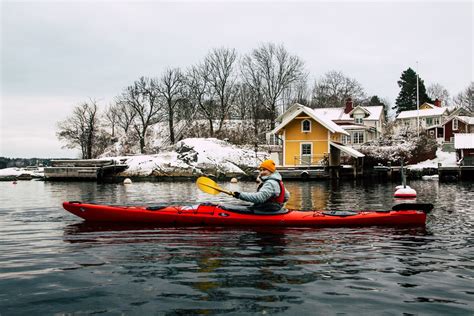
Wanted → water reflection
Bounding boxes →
[1,180,473,315]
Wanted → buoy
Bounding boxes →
[230,178,238,183]
[394,160,416,198]
[394,186,417,198]
[123,178,132,184]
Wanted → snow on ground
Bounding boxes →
[407,148,457,170]
[0,167,44,177]
[113,138,268,177]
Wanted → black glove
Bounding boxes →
[233,191,240,198]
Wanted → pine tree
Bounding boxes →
[366,95,389,121]
[394,68,432,114]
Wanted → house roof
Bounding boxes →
[277,103,384,123]
[454,133,474,149]
[396,107,447,119]
[272,105,349,135]
[457,116,474,125]
[313,106,383,121]
[340,124,371,130]
[330,142,365,158]
[420,102,435,109]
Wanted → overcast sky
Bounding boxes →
[1,0,472,158]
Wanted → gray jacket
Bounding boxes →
[237,172,290,205]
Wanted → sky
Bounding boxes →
[1,0,472,158]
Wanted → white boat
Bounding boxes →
[422,175,439,181]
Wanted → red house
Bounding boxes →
[427,114,474,142]
[454,133,474,166]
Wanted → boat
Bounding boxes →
[62,201,433,227]
[422,175,439,181]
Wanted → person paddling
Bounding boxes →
[232,159,290,212]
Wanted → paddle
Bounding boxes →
[196,176,234,196]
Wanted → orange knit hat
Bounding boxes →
[259,159,276,173]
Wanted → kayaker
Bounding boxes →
[232,159,290,212]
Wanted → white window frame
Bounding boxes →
[300,142,312,164]
[341,134,351,144]
[301,119,311,132]
[352,131,364,144]
[355,117,363,124]
[453,118,458,130]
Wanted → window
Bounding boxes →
[453,118,458,130]
[353,131,364,144]
[301,119,311,132]
[426,118,433,126]
[342,135,351,144]
[301,143,312,164]
[434,118,440,125]
[301,143,312,155]
[267,134,281,145]
[355,117,363,124]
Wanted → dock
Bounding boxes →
[371,164,473,181]
[44,159,128,181]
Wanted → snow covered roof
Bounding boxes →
[454,133,474,149]
[313,106,383,121]
[457,116,474,125]
[278,103,383,122]
[330,142,365,158]
[396,107,447,119]
[272,106,349,135]
[341,125,371,130]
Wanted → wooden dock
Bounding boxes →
[371,164,473,181]
[44,159,128,180]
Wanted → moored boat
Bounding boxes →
[62,201,432,227]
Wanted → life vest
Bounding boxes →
[257,179,286,204]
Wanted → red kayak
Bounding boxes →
[62,201,432,227]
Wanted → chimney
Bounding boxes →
[434,98,441,107]
[344,97,353,114]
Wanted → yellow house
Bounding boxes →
[271,105,364,167]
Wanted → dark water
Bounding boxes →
[0,179,473,315]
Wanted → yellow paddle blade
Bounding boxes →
[196,176,232,195]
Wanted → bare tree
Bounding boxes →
[282,76,310,108]
[205,47,238,132]
[158,68,185,144]
[113,98,137,135]
[104,104,119,138]
[186,63,217,136]
[427,83,450,106]
[241,43,306,129]
[57,100,102,159]
[311,70,366,108]
[119,77,162,153]
[453,82,473,111]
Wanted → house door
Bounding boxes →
[301,143,312,165]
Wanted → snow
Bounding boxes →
[396,107,446,119]
[454,133,474,149]
[407,148,457,170]
[0,167,44,177]
[110,138,268,177]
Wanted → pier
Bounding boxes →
[44,159,128,181]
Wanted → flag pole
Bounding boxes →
[416,61,420,137]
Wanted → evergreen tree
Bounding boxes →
[365,95,389,121]
[394,68,432,114]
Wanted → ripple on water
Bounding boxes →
[0,180,473,314]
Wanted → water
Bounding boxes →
[0,179,473,315]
